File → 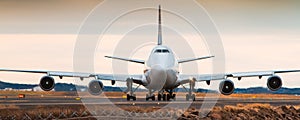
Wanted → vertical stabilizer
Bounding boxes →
[157,5,162,45]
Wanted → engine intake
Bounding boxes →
[88,80,104,95]
[219,80,235,95]
[39,76,55,91]
[267,76,282,91]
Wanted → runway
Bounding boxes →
[1,97,300,108]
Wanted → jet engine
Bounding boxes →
[88,80,104,95]
[39,76,55,91]
[267,76,282,91]
[219,80,235,95]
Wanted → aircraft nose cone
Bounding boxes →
[148,65,167,90]
[152,65,164,71]
[151,65,166,76]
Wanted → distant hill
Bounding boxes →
[235,87,300,95]
[1,80,300,95]
[0,81,36,89]
[0,80,141,92]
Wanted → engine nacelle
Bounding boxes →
[88,80,104,95]
[267,76,282,91]
[219,80,235,95]
[39,76,55,91]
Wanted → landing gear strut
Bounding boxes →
[126,79,136,101]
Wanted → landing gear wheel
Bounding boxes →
[192,94,196,101]
[146,94,155,101]
[172,94,176,101]
[186,94,196,101]
[127,94,130,101]
[167,94,171,101]
[146,94,149,101]
[186,94,189,101]
[151,95,155,101]
[127,94,136,101]
[163,94,166,101]
[133,95,136,101]
[158,94,162,101]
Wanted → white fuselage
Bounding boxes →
[144,45,179,91]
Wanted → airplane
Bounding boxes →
[0,5,300,101]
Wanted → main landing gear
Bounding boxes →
[146,94,155,101]
[157,90,176,101]
[146,89,155,101]
[185,79,196,101]
[126,79,137,101]
[145,90,176,101]
[125,79,177,101]
[127,94,136,101]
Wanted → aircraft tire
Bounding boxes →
[158,94,162,101]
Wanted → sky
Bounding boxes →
[0,0,300,89]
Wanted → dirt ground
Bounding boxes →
[179,104,300,120]
[0,103,300,119]
[1,91,300,119]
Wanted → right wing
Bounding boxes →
[105,56,145,64]
[0,68,92,78]
[0,68,146,85]
[96,74,146,85]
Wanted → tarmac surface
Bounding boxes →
[1,96,300,108]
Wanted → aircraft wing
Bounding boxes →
[0,68,145,85]
[0,68,93,78]
[227,70,300,78]
[178,56,214,63]
[96,74,145,85]
[178,69,300,85]
[105,56,145,64]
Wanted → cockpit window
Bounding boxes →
[162,49,169,53]
[155,49,169,53]
[155,49,162,53]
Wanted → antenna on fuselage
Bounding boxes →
[157,5,162,45]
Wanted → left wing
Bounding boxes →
[227,70,300,79]
[178,69,300,84]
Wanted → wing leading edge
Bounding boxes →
[0,68,145,85]
[178,56,214,64]
[105,56,145,64]
[178,69,300,85]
